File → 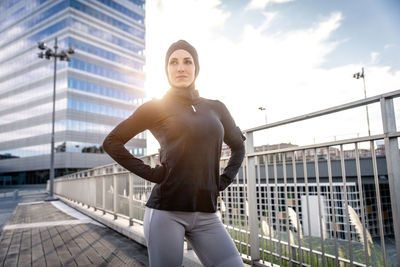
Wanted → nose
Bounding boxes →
[177,62,185,72]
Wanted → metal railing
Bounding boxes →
[53,89,400,267]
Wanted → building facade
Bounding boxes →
[0,0,146,184]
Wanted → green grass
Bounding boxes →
[226,221,393,267]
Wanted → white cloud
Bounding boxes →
[245,0,294,11]
[384,44,396,49]
[145,0,400,152]
[370,52,380,64]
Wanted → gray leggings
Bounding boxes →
[143,207,244,267]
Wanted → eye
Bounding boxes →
[184,59,193,64]
[169,59,178,65]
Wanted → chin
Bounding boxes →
[173,82,191,88]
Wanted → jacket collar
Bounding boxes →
[165,87,200,104]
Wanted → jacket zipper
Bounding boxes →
[191,105,196,113]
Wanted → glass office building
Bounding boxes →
[0,0,146,184]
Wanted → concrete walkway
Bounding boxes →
[0,192,148,266]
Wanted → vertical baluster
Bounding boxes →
[302,149,314,266]
[340,144,353,266]
[224,160,230,225]
[273,154,283,266]
[228,166,235,235]
[370,141,387,267]
[235,165,243,256]
[129,173,134,225]
[244,132,259,262]
[228,164,236,233]
[282,153,291,264]
[256,155,265,262]
[291,151,303,266]
[355,143,370,266]
[222,167,230,226]
[113,164,118,218]
[265,154,274,263]
[380,97,400,265]
[314,148,326,267]
[243,167,250,256]
[101,172,107,214]
[327,146,339,266]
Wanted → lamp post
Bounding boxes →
[258,106,267,124]
[353,67,371,136]
[38,37,74,201]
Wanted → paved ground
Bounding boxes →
[0,198,18,232]
[0,192,149,267]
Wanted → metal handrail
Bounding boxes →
[247,131,400,157]
[246,89,400,133]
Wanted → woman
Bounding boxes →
[103,40,245,267]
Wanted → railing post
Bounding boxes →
[102,170,106,212]
[113,164,118,216]
[129,173,134,224]
[89,177,94,208]
[87,177,90,208]
[380,97,400,264]
[245,131,260,263]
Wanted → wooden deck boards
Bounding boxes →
[0,196,148,267]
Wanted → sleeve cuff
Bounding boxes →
[150,164,167,184]
[219,174,232,191]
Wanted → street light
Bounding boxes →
[353,67,371,136]
[258,106,267,124]
[37,37,74,201]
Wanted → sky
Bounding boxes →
[144,0,400,153]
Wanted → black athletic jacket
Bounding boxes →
[102,88,245,212]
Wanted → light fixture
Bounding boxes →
[37,42,47,50]
[37,37,74,201]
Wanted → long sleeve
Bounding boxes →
[218,101,246,191]
[102,100,165,183]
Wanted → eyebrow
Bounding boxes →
[170,57,193,61]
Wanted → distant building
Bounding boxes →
[254,143,298,152]
[343,148,371,159]
[221,142,299,159]
[375,143,386,156]
[221,143,232,158]
[0,0,146,185]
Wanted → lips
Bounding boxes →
[176,75,187,79]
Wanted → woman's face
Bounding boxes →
[167,49,195,88]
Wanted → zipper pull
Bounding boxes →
[191,105,196,113]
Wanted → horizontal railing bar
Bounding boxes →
[233,240,250,247]
[247,131,400,157]
[57,153,160,179]
[56,171,139,181]
[118,195,147,205]
[252,260,284,267]
[257,250,292,265]
[245,89,400,133]
[225,224,250,234]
